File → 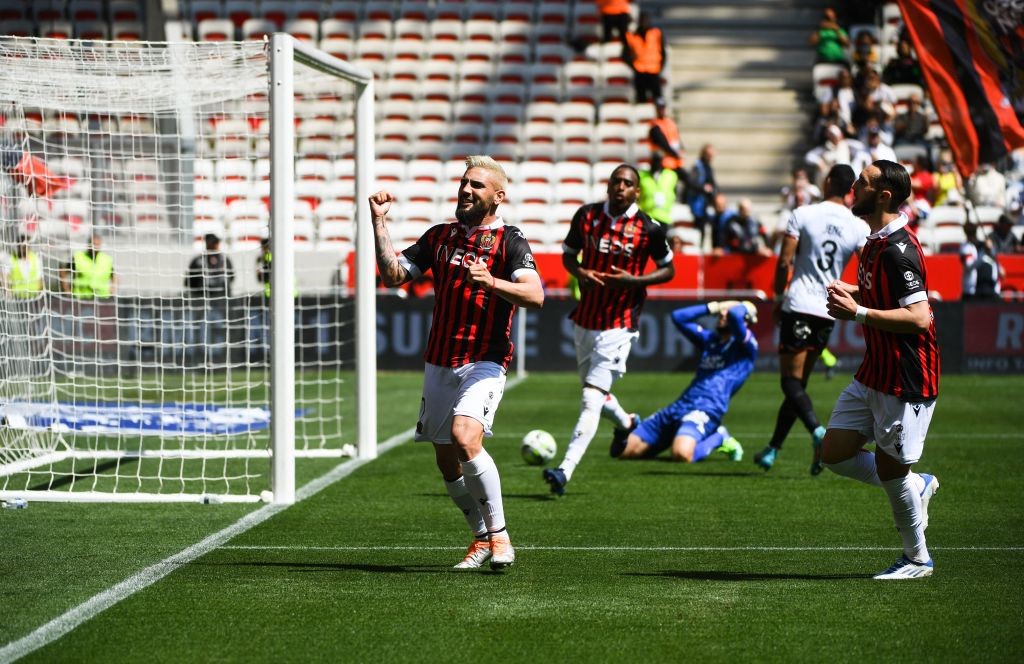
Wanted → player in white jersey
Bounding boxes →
[755,164,870,474]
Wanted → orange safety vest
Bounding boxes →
[649,117,683,169]
[596,0,631,16]
[626,28,663,74]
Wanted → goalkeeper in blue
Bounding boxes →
[610,300,758,462]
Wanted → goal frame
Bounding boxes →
[0,35,377,506]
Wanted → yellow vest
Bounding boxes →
[260,251,298,298]
[638,169,679,224]
[72,250,113,298]
[8,251,43,298]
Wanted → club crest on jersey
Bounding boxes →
[479,232,494,250]
[623,221,636,236]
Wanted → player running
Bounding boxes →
[755,164,869,474]
[610,300,757,462]
[823,160,940,580]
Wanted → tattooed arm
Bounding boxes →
[368,190,412,287]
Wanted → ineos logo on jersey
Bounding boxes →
[435,245,487,268]
[586,234,634,257]
[859,263,874,290]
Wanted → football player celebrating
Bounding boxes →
[369,156,544,571]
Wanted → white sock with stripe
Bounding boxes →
[881,475,930,563]
[601,392,632,429]
[559,387,605,480]
[461,448,506,534]
[824,450,882,486]
[444,476,486,538]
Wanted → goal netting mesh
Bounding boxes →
[0,36,364,503]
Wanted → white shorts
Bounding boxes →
[415,362,506,444]
[827,379,936,464]
[574,325,638,392]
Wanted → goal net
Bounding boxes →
[0,35,376,504]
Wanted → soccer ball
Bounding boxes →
[520,429,557,466]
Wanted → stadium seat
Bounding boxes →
[392,18,427,41]
[499,20,532,45]
[358,19,393,41]
[488,83,527,106]
[525,102,560,124]
[487,122,520,146]
[465,19,498,42]
[462,40,497,63]
[68,0,102,21]
[534,23,570,46]
[554,183,591,206]
[362,0,396,21]
[111,20,143,40]
[397,0,430,20]
[500,0,535,22]
[215,158,254,182]
[197,18,234,41]
[561,101,597,125]
[432,0,467,20]
[320,18,355,40]
[30,0,64,22]
[927,206,966,228]
[325,0,359,20]
[812,62,845,88]
[465,1,502,21]
[597,101,632,125]
[554,161,593,186]
[428,19,463,42]
[285,18,319,42]
[0,19,33,36]
[260,0,295,27]
[319,37,353,61]
[482,141,519,163]
[517,161,555,185]
[534,43,573,66]
[75,20,109,40]
[40,20,74,39]
[241,18,275,40]
[0,0,25,21]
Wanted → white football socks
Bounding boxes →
[559,387,605,480]
[461,448,506,534]
[444,476,486,538]
[882,475,930,563]
[824,450,882,486]
[601,392,632,429]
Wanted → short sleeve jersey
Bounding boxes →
[783,200,870,319]
[399,218,538,370]
[563,201,672,330]
[854,215,940,401]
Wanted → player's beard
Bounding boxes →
[455,198,488,224]
[850,191,877,218]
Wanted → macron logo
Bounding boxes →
[896,242,908,253]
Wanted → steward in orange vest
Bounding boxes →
[624,12,665,103]
[596,0,631,43]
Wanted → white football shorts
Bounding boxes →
[827,379,936,464]
[415,361,507,444]
[574,324,639,392]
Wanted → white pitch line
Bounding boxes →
[220,545,1024,552]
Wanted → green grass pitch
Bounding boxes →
[2,371,1022,662]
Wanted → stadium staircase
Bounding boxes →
[647,0,832,215]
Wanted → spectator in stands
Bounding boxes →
[596,0,631,44]
[824,68,858,131]
[961,218,1003,301]
[1,234,44,299]
[721,198,772,256]
[857,115,894,149]
[781,168,823,212]
[858,69,898,119]
[966,162,1008,208]
[908,155,936,217]
[814,98,854,145]
[893,95,930,147]
[185,233,235,300]
[60,231,115,298]
[809,7,850,65]
[806,124,861,189]
[853,124,898,173]
[988,214,1022,255]
[707,193,734,253]
[851,30,880,73]
[931,151,963,206]
[882,39,925,87]
[648,97,688,194]
[687,144,719,249]
[638,153,678,225]
[623,12,665,104]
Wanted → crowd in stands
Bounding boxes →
[804,2,1024,262]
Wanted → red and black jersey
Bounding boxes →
[400,219,538,370]
[563,202,672,330]
[854,216,940,401]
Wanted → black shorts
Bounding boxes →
[778,311,834,353]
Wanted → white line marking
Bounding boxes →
[219,545,1024,553]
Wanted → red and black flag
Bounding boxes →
[897,0,1024,176]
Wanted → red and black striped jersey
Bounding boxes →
[854,216,940,401]
[399,219,539,370]
[563,201,672,330]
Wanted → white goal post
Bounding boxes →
[0,35,376,505]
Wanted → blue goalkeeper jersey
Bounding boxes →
[670,303,758,420]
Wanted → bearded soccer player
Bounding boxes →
[823,160,940,580]
[755,164,869,475]
[369,156,544,571]
[543,164,674,496]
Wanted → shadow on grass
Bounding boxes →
[626,570,865,581]
[639,470,758,478]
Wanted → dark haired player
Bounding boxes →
[823,160,940,579]
[543,164,675,495]
[369,156,544,571]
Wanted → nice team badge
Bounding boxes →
[479,232,495,250]
[623,221,636,236]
